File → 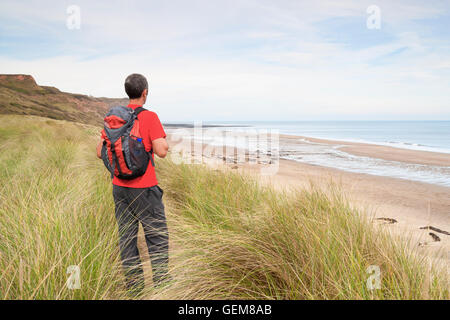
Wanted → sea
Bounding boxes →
[167,121,450,187]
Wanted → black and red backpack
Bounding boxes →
[101,106,154,179]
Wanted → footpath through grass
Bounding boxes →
[0,115,448,299]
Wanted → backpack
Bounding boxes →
[101,106,155,180]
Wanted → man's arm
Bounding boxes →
[96,139,104,159]
[152,137,169,158]
[146,111,168,158]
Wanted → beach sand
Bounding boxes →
[166,132,450,262]
[280,134,450,167]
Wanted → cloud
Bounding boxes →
[0,0,449,120]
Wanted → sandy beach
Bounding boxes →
[280,134,450,167]
[167,131,450,261]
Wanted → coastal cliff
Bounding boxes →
[0,74,127,126]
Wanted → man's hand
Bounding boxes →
[96,139,104,159]
[152,138,169,158]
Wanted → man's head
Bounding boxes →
[124,73,148,103]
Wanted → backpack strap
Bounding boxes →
[149,150,155,167]
[133,106,156,167]
[134,107,147,116]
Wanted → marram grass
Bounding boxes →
[0,115,448,300]
[154,160,448,300]
[0,116,125,299]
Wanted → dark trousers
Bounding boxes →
[112,184,169,291]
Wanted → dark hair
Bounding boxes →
[124,73,148,99]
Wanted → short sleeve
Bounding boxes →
[101,129,106,140]
[147,112,166,141]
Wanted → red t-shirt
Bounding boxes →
[101,104,166,188]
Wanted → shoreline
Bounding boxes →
[279,133,450,167]
[165,122,450,160]
[166,127,450,187]
[165,126,450,167]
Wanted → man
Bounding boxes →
[97,73,170,292]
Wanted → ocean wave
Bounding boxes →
[293,135,450,154]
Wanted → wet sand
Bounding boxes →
[280,134,450,167]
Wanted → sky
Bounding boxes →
[0,0,449,121]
